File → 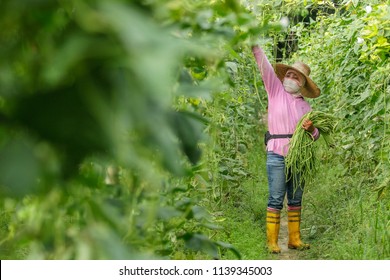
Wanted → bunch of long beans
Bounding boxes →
[285,111,337,191]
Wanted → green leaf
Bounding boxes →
[169,110,205,165]
[192,205,210,220]
[215,241,242,259]
[351,89,371,106]
[182,233,219,259]
[157,206,182,221]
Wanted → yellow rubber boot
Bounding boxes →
[266,210,281,254]
[287,209,310,250]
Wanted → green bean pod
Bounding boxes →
[285,111,337,193]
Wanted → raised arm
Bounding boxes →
[252,45,283,97]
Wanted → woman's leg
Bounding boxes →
[265,152,287,253]
[266,152,287,211]
[286,175,310,250]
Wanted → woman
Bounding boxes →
[252,44,321,253]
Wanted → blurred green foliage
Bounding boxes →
[1,0,387,260]
[0,0,271,259]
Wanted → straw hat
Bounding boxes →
[274,62,321,98]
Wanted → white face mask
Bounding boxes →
[283,78,301,94]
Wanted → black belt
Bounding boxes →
[264,131,293,146]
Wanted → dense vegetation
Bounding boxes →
[0,0,388,260]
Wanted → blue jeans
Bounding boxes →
[266,151,304,211]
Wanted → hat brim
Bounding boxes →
[274,63,321,98]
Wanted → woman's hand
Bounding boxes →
[302,119,315,133]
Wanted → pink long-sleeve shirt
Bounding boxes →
[252,46,319,156]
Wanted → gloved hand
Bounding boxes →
[302,119,315,133]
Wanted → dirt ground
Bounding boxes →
[278,213,298,260]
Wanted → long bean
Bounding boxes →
[285,111,337,192]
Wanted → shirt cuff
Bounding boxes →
[312,127,320,140]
